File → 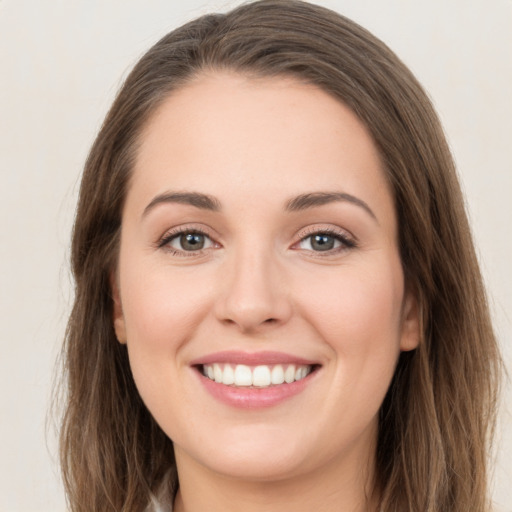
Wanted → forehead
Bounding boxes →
[128,72,395,230]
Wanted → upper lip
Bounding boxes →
[190,350,320,367]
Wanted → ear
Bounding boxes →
[399,288,421,352]
[110,271,127,344]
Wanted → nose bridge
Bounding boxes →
[215,237,291,332]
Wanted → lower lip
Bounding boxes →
[196,369,317,409]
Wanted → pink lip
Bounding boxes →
[190,351,320,409]
[190,350,318,366]
[197,373,316,409]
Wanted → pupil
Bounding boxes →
[181,233,204,250]
[312,234,334,251]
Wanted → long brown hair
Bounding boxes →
[59,1,501,510]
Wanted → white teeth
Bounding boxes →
[222,364,235,385]
[213,363,223,383]
[253,365,271,387]
[202,363,313,388]
[284,365,296,383]
[234,364,253,386]
[271,365,285,385]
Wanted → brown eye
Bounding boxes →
[180,233,206,250]
[296,230,356,254]
[165,231,214,252]
[299,233,341,252]
[310,234,336,251]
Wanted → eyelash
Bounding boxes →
[157,226,218,257]
[157,225,357,257]
[293,226,357,255]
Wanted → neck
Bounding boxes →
[172,434,380,512]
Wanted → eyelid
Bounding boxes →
[292,224,357,253]
[157,224,220,254]
[155,223,357,256]
[296,224,355,240]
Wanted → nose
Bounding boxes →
[214,246,293,334]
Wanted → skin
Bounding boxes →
[112,72,419,512]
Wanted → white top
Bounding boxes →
[145,494,173,512]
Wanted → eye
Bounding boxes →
[159,229,216,254]
[295,229,356,254]
[298,233,341,251]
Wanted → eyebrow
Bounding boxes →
[142,190,377,222]
[143,191,221,217]
[285,192,377,221]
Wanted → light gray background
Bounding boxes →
[0,1,510,510]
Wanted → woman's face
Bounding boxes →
[113,73,419,483]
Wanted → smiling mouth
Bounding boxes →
[198,363,319,388]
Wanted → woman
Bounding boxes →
[59,1,501,510]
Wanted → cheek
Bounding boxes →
[297,259,404,362]
[118,256,214,424]
[118,253,216,375]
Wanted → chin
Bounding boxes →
[175,424,314,482]
[202,450,307,482]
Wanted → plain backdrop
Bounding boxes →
[0,1,510,510]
